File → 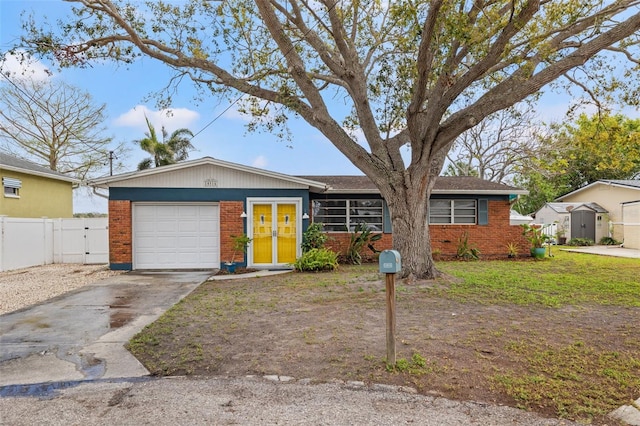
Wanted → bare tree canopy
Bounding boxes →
[445,106,542,184]
[0,77,119,180]
[16,0,640,278]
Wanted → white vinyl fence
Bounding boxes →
[0,217,108,272]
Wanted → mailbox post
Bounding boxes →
[379,250,401,366]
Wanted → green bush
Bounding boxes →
[567,237,595,246]
[301,222,328,252]
[456,231,480,260]
[345,222,382,265]
[599,236,621,245]
[293,248,338,272]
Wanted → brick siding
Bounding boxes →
[324,200,529,259]
[220,201,245,263]
[108,200,132,264]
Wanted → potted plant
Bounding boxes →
[556,224,567,245]
[520,224,550,259]
[224,233,252,273]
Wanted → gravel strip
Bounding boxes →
[0,264,123,315]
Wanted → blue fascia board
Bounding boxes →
[429,194,510,201]
[311,193,511,201]
[310,193,384,200]
[110,187,309,202]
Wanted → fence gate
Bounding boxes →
[53,218,109,264]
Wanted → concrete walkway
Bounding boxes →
[560,245,640,258]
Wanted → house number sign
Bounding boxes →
[203,178,218,188]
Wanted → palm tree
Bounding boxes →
[136,116,195,170]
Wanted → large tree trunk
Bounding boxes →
[380,176,439,281]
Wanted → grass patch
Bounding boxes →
[494,340,640,420]
[436,250,640,307]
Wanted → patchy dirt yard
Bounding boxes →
[129,262,640,425]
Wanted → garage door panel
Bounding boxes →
[156,220,179,232]
[199,239,217,249]
[178,222,199,232]
[135,222,156,233]
[177,237,199,248]
[135,237,157,249]
[157,237,180,248]
[133,203,220,269]
[198,220,218,232]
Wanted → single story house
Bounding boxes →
[533,202,609,243]
[555,179,640,244]
[0,152,79,218]
[90,157,528,271]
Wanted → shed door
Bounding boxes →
[133,203,219,269]
[571,210,595,241]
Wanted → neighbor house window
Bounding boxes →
[312,199,384,232]
[429,199,476,224]
[3,177,21,198]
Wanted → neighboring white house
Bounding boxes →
[621,200,640,249]
[555,179,640,244]
[510,209,533,226]
[533,202,608,243]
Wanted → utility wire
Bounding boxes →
[190,0,339,140]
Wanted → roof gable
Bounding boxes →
[91,157,328,191]
[90,157,526,195]
[538,202,608,214]
[0,152,79,184]
[557,179,640,199]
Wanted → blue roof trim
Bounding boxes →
[110,187,309,202]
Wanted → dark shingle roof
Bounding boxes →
[0,151,79,183]
[599,179,640,189]
[296,175,526,195]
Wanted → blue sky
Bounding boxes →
[1,1,637,213]
[0,0,363,212]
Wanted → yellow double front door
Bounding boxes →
[251,202,298,266]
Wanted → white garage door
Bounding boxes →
[133,203,219,269]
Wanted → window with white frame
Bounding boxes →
[3,177,21,198]
[429,199,477,224]
[312,199,384,232]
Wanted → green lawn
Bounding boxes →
[436,250,640,307]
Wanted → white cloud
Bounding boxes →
[251,155,268,169]
[113,105,200,133]
[221,99,276,123]
[0,51,52,82]
[221,104,249,121]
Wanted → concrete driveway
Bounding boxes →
[0,271,211,387]
[560,245,640,258]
